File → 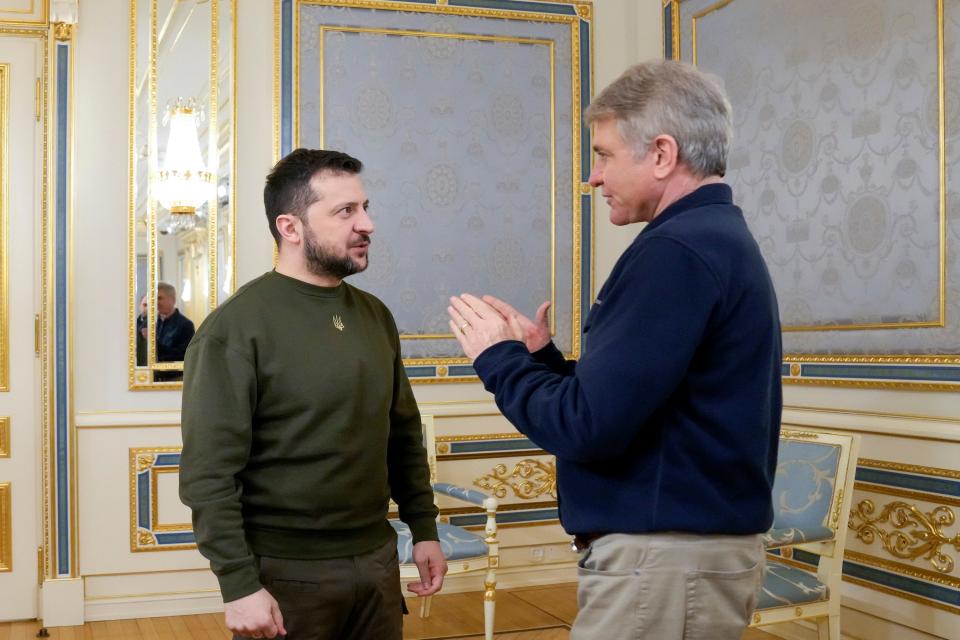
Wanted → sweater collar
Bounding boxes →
[268,269,346,298]
[641,182,733,235]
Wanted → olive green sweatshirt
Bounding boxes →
[179,270,438,602]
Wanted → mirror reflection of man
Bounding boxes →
[135,281,195,381]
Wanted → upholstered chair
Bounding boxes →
[752,430,861,639]
[390,416,499,640]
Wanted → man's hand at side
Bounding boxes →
[407,541,448,597]
[224,588,287,639]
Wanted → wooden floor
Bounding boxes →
[0,583,782,639]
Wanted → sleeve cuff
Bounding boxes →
[216,562,262,603]
[473,340,528,381]
[407,516,440,544]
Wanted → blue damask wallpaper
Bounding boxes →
[296,3,579,361]
[679,0,960,356]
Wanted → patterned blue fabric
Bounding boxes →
[757,559,829,610]
[771,441,840,531]
[433,482,489,506]
[762,525,835,548]
[391,520,488,564]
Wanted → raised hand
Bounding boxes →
[482,296,551,353]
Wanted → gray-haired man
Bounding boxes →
[448,59,782,640]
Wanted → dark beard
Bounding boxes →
[303,227,369,280]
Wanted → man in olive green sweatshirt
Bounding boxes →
[179,149,445,640]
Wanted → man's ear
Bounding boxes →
[275,214,302,246]
[652,134,680,179]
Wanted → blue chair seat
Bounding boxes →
[762,526,835,549]
[757,559,829,610]
[391,520,489,563]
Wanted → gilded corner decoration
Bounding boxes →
[129,447,195,552]
[849,499,960,574]
[672,0,960,390]
[844,458,960,613]
[277,0,594,383]
[475,458,557,500]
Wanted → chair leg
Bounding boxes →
[484,579,496,640]
[817,614,839,640]
[420,595,433,619]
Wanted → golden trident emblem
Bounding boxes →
[332,315,345,331]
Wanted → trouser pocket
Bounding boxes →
[683,555,764,640]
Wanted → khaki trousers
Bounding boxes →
[234,538,403,640]
[571,532,765,640]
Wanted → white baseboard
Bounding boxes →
[85,592,225,622]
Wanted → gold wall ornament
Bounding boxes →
[780,430,821,440]
[0,416,8,457]
[136,452,156,472]
[475,459,556,500]
[0,482,9,571]
[137,528,157,547]
[52,22,74,41]
[849,499,960,573]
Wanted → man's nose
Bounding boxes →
[355,208,374,235]
[587,165,603,187]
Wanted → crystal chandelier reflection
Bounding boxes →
[154,97,214,231]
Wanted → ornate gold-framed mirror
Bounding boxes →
[129,0,236,389]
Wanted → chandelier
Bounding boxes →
[154,98,214,221]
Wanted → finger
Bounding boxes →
[263,620,278,639]
[449,295,482,323]
[482,295,518,319]
[460,293,497,319]
[507,313,525,341]
[449,319,468,341]
[447,305,469,331]
[416,557,432,590]
[535,301,551,327]
[271,600,287,636]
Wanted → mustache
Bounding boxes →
[351,234,372,246]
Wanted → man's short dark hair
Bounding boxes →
[264,148,363,246]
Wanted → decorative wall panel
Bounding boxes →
[278,0,593,382]
[668,0,960,389]
[129,447,195,552]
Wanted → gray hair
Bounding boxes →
[157,281,177,299]
[584,60,733,177]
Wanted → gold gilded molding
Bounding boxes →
[855,482,960,509]
[0,63,7,393]
[784,377,960,393]
[780,430,822,440]
[475,459,556,500]
[151,467,190,532]
[849,499,960,573]
[0,416,8,457]
[436,433,528,443]
[859,459,960,480]
[0,482,10,571]
[51,21,73,41]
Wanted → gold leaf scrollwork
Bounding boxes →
[474,459,556,500]
[137,528,157,547]
[849,499,960,573]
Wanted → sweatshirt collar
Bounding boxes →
[269,270,346,298]
[641,183,733,235]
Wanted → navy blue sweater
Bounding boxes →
[474,183,782,536]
